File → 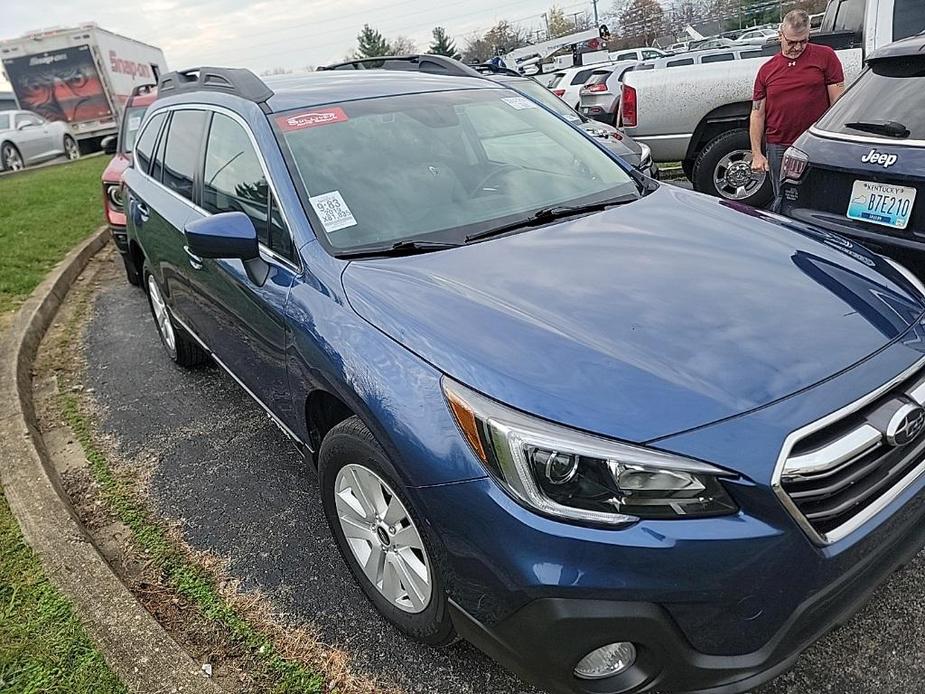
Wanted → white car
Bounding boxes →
[0,110,79,172]
[734,28,778,45]
[548,63,622,110]
[608,47,666,62]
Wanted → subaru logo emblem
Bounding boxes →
[886,403,925,447]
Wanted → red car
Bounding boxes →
[101,84,156,285]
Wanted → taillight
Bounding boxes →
[552,89,565,97]
[583,83,608,93]
[102,182,123,224]
[781,146,809,181]
[620,85,637,128]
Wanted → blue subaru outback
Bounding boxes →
[123,61,925,694]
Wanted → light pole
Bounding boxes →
[593,0,599,26]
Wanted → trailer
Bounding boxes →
[0,23,167,151]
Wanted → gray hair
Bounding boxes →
[782,9,810,33]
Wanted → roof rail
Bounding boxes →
[129,83,157,98]
[468,63,523,77]
[157,67,274,106]
[318,54,484,78]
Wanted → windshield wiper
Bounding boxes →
[335,239,462,259]
[845,120,910,138]
[465,195,639,244]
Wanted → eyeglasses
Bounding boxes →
[780,34,810,48]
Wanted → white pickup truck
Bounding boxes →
[621,0,925,206]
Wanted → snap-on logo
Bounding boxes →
[861,148,898,168]
[276,108,348,132]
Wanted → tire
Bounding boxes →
[121,253,142,287]
[63,135,80,161]
[692,128,773,208]
[318,416,456,646]
[1,143,24,172]
[143,263,209,367]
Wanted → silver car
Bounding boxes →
[0,110,79,172]
[578,61,641,125]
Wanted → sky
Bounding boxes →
[0,0,609,91]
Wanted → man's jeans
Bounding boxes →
[766,143,788,212]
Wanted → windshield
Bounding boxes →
[121,105,148,153]
[275,88,636,252]
[509,79,581,122]
[816,56,925,140]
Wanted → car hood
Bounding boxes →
[342,185,925,443]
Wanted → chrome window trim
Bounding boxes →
[782,423,882,478]
[772,355,925,545]
[170,310,309,449]
[136,102,302,274]
[809,125,925,149]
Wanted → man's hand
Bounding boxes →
[751,152,769,173]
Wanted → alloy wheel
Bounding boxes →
[64,137,80,160]
[147,275,176,352]
[334,463,432,613]
[713,149,766,201]
[3,146,23,171]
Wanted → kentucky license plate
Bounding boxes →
[847,180,917,230]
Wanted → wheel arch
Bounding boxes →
[305,388,356,461]
[684,101,753,168]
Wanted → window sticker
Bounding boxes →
[308,191,357,233]
[128,115,142,130]
[276,107,349,132]
[501,96,539,110]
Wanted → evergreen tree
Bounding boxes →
[429,26,458,57]
[356,25,391,58]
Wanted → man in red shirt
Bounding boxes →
[750,9,845,209]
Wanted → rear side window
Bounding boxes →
[203,112,293,260]
[162,110,208,201]
[667,58,694,67]
[569,68,594,86]
[740,50,763,59]
[0,114,9,130]
[134,111,165,175]
[702,53,734,63]
[816,56,925,140]
[893,0,925,41]
[615,52,636,61]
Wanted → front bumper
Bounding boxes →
[418,457,925,694]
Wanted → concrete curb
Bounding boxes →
[0,228,223,693]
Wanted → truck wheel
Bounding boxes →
[63,135,80,161]
[692,129,772,208]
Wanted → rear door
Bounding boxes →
[185,109,298,419]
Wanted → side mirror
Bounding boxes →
[184,212,259,260]
[101,135,117,154]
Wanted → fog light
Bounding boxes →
[574,642,636,680]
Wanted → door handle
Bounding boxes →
[183,245,204,270]
[134,200,150,223]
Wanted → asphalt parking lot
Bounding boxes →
[84,256,925,694]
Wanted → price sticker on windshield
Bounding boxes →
[501,96,539,110]
[308,191,357,233]
[128,115,142,130]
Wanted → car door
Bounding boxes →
[182,109,298,424]
[12,113,48,163]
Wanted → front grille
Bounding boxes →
[776,361,925,543]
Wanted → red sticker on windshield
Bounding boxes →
[276,108,348,131]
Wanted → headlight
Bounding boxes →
[443,378,738,526]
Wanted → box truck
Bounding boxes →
[0,23,167,151]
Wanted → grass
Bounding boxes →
[0,156,126,693]
[0,156,107,313]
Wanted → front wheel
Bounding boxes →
[63,135,80,161]
[692,128,772,208]
[319,416,455,646]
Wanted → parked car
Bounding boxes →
[0,109,79,171]
[665,41,691,53]
[607,47,665,62]
[578,60,640,123]
[780,34,924,258]
[642,46,766,69]
[689,37,737,51]
[548,63,615,109]
[619,0,925,205]
[125,65,925,694]
[734,28,779,45]
[100,84,157,285]
[319,55,659,180]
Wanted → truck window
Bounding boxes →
[825,0,864,33]
[702,53,734,63]
[134,111,166,175]
[816,55,925,140]
[615,52,636,61]
[893,0,925,40]
[161,109,208,201]
[667,58,694,67]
